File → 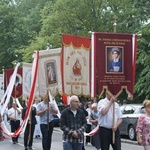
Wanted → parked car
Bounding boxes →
[119,104,145,140]
[53,104,65,127]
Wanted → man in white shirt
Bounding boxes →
[98,92,123,150]
[8,101,21,144]
[37,96,58,150]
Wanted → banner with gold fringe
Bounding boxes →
[62,34,91,96]
[91,32,138,98]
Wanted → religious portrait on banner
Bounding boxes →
[4,68,22,98]
[106,47,123,73]
[46,61,57,84]
[15,74,22,87]
[72,59,82,76]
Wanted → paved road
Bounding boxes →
[0,127,143,150]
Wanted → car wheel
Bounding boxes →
[128,125,136,140]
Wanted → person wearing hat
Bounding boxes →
[107,47,122,72]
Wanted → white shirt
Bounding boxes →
[98,97,122,129]
[86,107,92,125]
[37,101,56,124]
[8,107,21,120]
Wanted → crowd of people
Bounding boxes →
[0,94,150,150]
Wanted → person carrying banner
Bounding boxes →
[136,100,150,150]
[8,101,21,144]
[60,95,87,150]
[98,92,123,150]
[36,95,58,150]
[22,100,37,150]
[107,47,122,72]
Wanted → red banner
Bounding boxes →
[4,68,22,98]
[62,34,91,96]
[92,32,138,98]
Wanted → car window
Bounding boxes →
[139,107,146,114]
[122,106,135,114]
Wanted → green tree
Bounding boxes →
[0,1,22,71]
[134,23,150,101]
[0,0,149,100]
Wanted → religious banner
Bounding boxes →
[38,48,62,98]
[0,74,4,99]
[91,32,138,98]
[62,34,91,96]
[22,63,39,99]
[4,68,22,98]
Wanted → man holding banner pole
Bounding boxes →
[98,92,123,150]
[22,100,37,150]
[37,95,58,150]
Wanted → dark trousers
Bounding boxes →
[10,120,20,142]
[85,124,91,143]
[99,127,121,150]
[24,124,35,147]
[40,121,54,150]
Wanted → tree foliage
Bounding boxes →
[135,23,150,100]
[0,0,149,101]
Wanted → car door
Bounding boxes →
[119,105,135,135]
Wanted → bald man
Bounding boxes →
[60,95,87,150]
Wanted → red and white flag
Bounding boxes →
[4,68,22,98]
[62,94,70,106]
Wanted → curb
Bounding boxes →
[121,139,138,145]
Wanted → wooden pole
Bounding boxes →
[14,84,16,121]
[28,105,32,140]
[112,101,115,144]
[47,95,49,130]
[112,15,117,144]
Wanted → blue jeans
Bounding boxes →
[63,141,83,150]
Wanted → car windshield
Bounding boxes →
[120,105,146,114]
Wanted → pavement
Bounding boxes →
[54,127,139,145]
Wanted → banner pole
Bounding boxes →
[112,15,117,144]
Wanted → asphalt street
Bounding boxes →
[0,127,143,150]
